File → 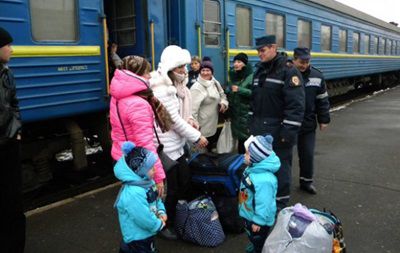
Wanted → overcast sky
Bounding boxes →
[335,0,400,25]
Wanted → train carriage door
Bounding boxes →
[201,0,225,83]
[104,0,147,58]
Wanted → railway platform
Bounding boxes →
[25,87,400,253]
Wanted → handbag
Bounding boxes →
[154,126,178,172]
[216,121,237,154]
[116,101,177,172]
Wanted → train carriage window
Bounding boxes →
[339,29,347,52]
[266,13,285,48]
[364,34,370,54]
[321,25,331,51]
[109,0,136,46]
[397,41,400,55]
[379,37,385,54]
[204,0,221,46]
[373,36,378,54]
[391,40,396,55]
[30,0,77,41]
[386,39,392,55]
[297,19,311,48]
[236,6,252,47]
[353,32,360,54]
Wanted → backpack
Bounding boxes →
[310,209,346,253]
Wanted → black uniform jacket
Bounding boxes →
[0,64,21,144]
[300,66,330,133]
[249,53,305,147]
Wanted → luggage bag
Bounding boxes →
[189,152,246,197]
[189,152,246,233]
[175,196,225,247]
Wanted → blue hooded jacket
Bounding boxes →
[238,152,280,226]
[114,156,166,243]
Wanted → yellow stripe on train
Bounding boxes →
[228,49,400,59]
[11,46,101,58]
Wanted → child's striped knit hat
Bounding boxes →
[246,135,274,164]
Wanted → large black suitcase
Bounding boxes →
[189,152,246,197]
[189,152,246,233]
[212,195,245,233]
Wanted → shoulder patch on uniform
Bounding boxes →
[290,75,301,87]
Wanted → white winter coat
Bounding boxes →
[150,71,201,160]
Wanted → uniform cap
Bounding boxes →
[255,35,276,49]
[294,47,311,60]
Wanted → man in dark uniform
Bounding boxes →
[249,35,305,209]
[292,47,330,194]
[0,27,25,253]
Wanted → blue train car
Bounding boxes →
[172,0,400,95]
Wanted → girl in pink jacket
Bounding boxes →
[110,56,173,195]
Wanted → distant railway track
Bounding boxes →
[330,82,399,108]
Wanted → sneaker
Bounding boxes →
[159,227,178,240]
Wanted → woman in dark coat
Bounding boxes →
[225,53,253,154]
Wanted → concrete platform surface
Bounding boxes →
[25,87,400,253]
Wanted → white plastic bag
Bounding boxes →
[262,205,333,253]
[216,121,236,154]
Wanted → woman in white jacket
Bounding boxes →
[150,45,207,240]
[190,57,229,151]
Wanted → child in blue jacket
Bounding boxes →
[238,135,281,253]
[114,142,167,253]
